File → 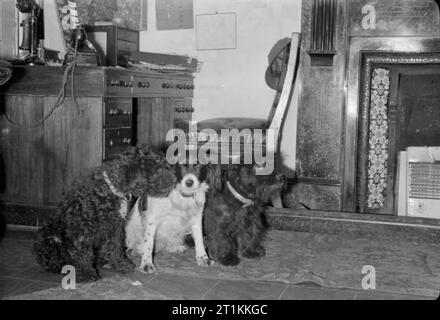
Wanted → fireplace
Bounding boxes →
[293,0,440,215]
[356,52,440,215]
[339,34,440,216]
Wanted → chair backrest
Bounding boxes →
[266,33,301,155]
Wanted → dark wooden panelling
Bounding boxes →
[1,66,194,98]
[308,0,338,66]
[0,66,105,97]
[0,95,45,205]
[296,0,347,183]
[286,182,341,211]
[1,66,192,209]
[43,98,103,205]
[137,97,175,150]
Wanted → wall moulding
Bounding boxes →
[307,0,338,66]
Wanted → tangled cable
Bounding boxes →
[4,40,80,129]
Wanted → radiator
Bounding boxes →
[398,147,440,219]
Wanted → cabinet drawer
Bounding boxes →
[104,128,133,160]
[106,74,133,96]
[174,98,194,119]
[104,98,133,127]
[173,98,193,133]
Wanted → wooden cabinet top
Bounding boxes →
[0,66,194,98]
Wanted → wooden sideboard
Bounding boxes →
[0,66,194,207]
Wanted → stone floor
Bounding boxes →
[0,229,438,300]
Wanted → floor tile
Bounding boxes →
[125,270,158,284]
[203,280,286,300]
[14,266,62,284]
[0,277,33,299]
[4,230,38,242]
[354,291,431,300]
[280,285,356,300]
[143,273,219,300]
[0,240,36,275]
[9,280,60,297]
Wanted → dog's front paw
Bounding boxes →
[139,263,157,274]
[241,245,266,259]
[197,255,214,267]
[218,252,240,266]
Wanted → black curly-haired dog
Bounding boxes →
[203,164,284,266]
[33,145,176,281]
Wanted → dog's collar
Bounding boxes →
[180,191,196,198]
[102,171,133,220]
[102,171,132,201]
[178,182,209,198]
[226,181,254,208]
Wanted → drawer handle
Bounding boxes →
[138,81,150,88]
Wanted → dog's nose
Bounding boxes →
[185,179,194,188]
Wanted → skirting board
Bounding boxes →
[2,203,440,244]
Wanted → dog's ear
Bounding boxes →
[237,165,257,187]
[239,166,249,179]
[139,194,149,213]
[175,163,183,181]
[224,165,238,181]
[198,165,208,183]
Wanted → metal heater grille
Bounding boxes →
[409,163,440,200]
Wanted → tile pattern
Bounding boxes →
[367,68,391,209]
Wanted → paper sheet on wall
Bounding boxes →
[196,13,236,51]
[156,0,193,30]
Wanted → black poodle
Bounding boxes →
[33,145,176,281]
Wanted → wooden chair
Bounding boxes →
[185,33,301,164]
[0,60,12,86]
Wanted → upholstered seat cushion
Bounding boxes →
[194,117,269,144]
[0,60,12,86]
[197,117,269,131]
[185,117,269,162]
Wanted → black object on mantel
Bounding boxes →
[307,0,338,67]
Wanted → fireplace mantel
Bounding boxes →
[294,0,440,215]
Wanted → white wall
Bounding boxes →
[140,0,301,173]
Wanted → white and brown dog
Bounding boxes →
[125,164,213,273]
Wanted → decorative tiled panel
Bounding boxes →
[367,68,391,209]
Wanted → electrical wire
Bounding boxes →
[4,36,80,128]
